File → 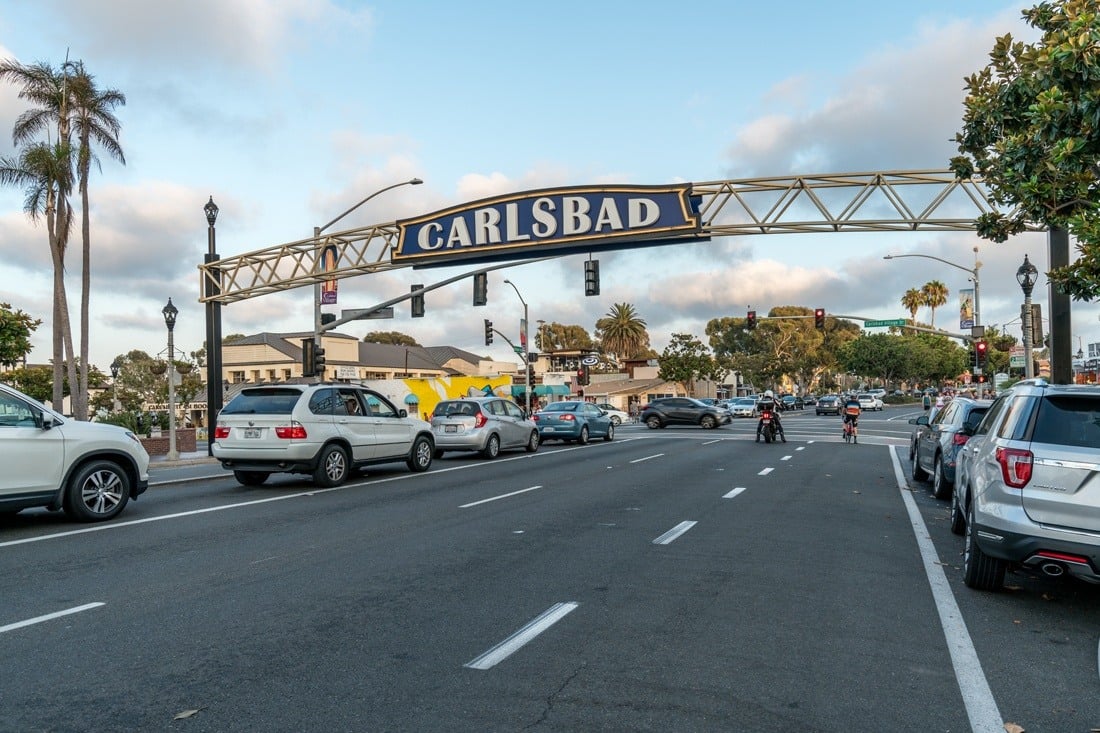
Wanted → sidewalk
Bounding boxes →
[148,449,218,467]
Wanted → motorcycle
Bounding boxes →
[759,409,778,443]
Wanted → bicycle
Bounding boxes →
[843,418,858,444]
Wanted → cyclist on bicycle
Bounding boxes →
[843,393,861,443]
[755,390,786,443]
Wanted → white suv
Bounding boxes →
[212,383,435,487]
[0,381,150,522]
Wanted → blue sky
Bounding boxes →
[1,0,1092,372]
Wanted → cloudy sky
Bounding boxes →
[0,0,1090,372]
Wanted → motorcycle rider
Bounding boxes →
[756,390,786,442]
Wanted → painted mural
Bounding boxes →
[358,376,514,421]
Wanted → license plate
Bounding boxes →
[544,427,555,432]
[244,428,262,439]
[762,419,771,424]
[445,425,457,433]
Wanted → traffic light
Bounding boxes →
[576,366,589,386]
[527,364,536,385]
[975,374,988,383]
[313,345,326,377]
[301,338,315,377]
[473,272,488,306]
[814,308,825,329]
[584,259,600,296]
[746,310,757,329]
[976,340,988,368]
[411,284,425,318]
[484,319,493,346]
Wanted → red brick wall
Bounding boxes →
[139,428,197,456]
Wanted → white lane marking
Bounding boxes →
[464,602,579,670]
[758,467,774,476]
[460,485,542,509]
[1,602,104,634]
[630,453,664,464]
[652,520,697,545]
[888,447,1003,732]
[702,439,721,445]
[723,488,746,499]
[796,446,805,451]
[781,455,792,461]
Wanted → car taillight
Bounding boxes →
[559,414,576,421]
[474,411,488,428]
[995,446,1033,488]
[952,433,969,446]
[275,422,308,439]
[214,426,230,439]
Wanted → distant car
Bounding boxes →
[802,395,817,406]
[908,397,991,500]
[594,403,629,425]
[532,401,615,443]
[780,395,804,411]
[430,396,539,459]
[640,397,733,429]
[857,393,883,411]
[815,395,841,416]
[728,397,759,418]
[868,388,887,398]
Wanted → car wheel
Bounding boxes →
[931,456,952,500]
[63,460,130,522]
[963,503,1005,591]
[578,426,590,444]
[313,444,350,487]
[407,436,433,472]
[700,415,717,429]
[949,489,966,536]
[610,415,622,425]
[481,433,501,459]
[911,452,929,482]
[603,423,615,442]
[645,416,661,430]
[908,440,915,462]
[525,430,540,453]
[233,470,269,487]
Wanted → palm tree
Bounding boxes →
[595,303,649,364]
[901,288,923,323]
[921,280,949,329]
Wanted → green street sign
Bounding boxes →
[864,319,906,328]
[513,346,524,354]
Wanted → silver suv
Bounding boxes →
[430,396,539,459]
[0,381,150,522]
[212,383,434,487]
[951,379,1100,591]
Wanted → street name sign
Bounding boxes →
[864,319,906,327]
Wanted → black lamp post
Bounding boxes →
[1016,254,1039,380]
[163,298,179,461]
[204,196,222,456]
[110,359,121,411]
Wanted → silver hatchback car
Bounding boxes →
[952,379,1100,591]
[430,396,539,459]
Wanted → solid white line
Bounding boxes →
[702,439,721,445]
[723,488,746,499]
[630,453,664,463]
[758,467,774,476]
[459,485,543,509]
[652,520,697,545]
[888,446,1003,732]
[1,602,104,634]
[781,455,792,461]
[464,602,579,670]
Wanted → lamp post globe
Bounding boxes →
[1017,255,1039,379]
[162,297,179,461]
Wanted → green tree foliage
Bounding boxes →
[658,333,720,395]
[0,302,40,366]
[363,331,420,346]
[901,288,924,322]
[920,280,949,329]
[594,302,651,364]
[0,365,61,403]
[535,322,595,352]
[840,333,967,386]
[952,0,1100,299]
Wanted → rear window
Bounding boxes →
[432,401,479,417]
[544,402,578,412]
[1033,396,1100,448]
[221,388,303,415]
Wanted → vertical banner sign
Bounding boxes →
[320,244,339,304]
[519,318,527,349]
[959,288,975,329]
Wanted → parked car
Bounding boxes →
[532,401,614,443]
[780,395,805,411]
[950,379,1100,591]
[594,403,629,425]
[815,395,841,416]
[212,383,435,487]
[728,397,759,418]
[856,393,883,411]
[0,382,150,522]
[640,397,732,429]
[430,396,539,459]
[908,397,991,500]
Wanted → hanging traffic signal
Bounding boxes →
[584,259,600,296]
[313,346,326,377]
[411,284,425,318]
[746,310,757,330]
[814,308,825,329]
[484,319,493,346]
[975,340,988,368]
[473,272,488,306]
[301,338,315,377]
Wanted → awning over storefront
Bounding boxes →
[403,394,418,404]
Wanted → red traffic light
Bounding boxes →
[814,308,825,329]
[746,310,757,329]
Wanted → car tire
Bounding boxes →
[407,436,433,472]
[63,459,130,522]
[481,433,501,459]
[645,416,661,430]
[949,489,966,536]
[577,426,590,444]
[912,453,929,482]
[700,415,717,429]
[603,424,615,442]
[931,456,952,500]
[313,444,350,487]
[525,431,540,453]
[610,415,622,425]
[233,470,270,486]
[908,440,916,462]
[963,503,1005,591]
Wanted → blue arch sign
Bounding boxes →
[394,183,706,267]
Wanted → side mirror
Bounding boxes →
[398,408,408,418]
[40,411,57,430]
[909,416,928,426]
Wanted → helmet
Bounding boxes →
[764,390,774,399]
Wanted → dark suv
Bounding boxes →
[640,397,732,430]
[951,379,1100,591]
[909,396,991,500]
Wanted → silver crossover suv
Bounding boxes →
[430,396,539,459]
[952,379,1100,591]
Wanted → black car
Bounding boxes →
[780,395,804,411]
[640,397,732,430]
[815,395,841,415]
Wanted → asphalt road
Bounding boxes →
[2,408,1098,732]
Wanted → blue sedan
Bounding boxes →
[532,401,615,444]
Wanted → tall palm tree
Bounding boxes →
[921,280,949,329]
[595,303,649,364]
[901,288,923,322]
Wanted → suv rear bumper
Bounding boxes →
[973,517,1100,583]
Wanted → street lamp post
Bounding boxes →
[110,359,121,412]
[203,196,222,456]
[503,279,531,415]
[162,298,179,461]
[312,178,423,358]
[1017,254,1039,380]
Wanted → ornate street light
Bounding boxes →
[110,359,121,411]
[204,196,222,456]
[162,298,179,461]
[1017,254,1039,379]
